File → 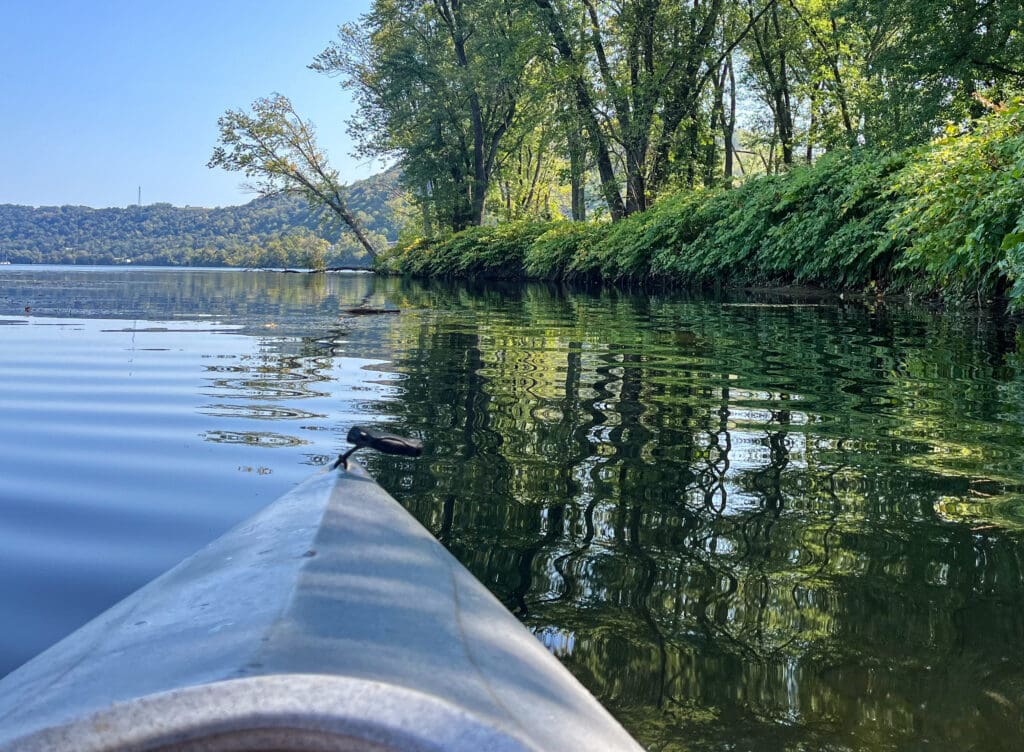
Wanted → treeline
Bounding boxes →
[378,99,1024,306]
[327,0,1023,235]
[0,168,404,267]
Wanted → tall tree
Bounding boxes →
[856,0,1024,145]
[783,0,860,146]
[531,0,628,220]
[744,0,801,166]
[534,0,780,213]
[315,0,542,231]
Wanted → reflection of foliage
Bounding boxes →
[362,277,1024,751]
[0,267,379,331]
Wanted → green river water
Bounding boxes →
[1,267,1022,750]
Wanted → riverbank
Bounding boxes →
[377,98,1024,309]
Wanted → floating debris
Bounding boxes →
[343,307,400,316]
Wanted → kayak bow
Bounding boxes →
[0,448,643,751]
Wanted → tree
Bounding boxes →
[315,0,543,232]
[530,0,627,220]
[208,94,378,257]
[744,0,801,166]
[533,0,779,215]
[856,0,1024,146]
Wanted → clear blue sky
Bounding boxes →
[1,0,377,209]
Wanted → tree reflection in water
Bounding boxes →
[362,279,1024,751]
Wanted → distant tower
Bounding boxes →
[138,186,141,206]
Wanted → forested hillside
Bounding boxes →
[0,168,403,267]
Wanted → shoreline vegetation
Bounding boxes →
[376,99,1024,309]
[8,2,1023,315]
[203,0,1024,318]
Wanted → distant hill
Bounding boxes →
[0,168,405,268]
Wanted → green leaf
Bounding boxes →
[1001,233,1024,251]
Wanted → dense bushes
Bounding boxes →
[523,222,603,279]
[890,99,1024,302]
[378,221,550,278]
[649,149,909,289]
[378,100,1024,307]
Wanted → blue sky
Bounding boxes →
[1,1,377,208]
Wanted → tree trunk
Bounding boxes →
[723,56,736,187]
[533,0,626,220]
[326,192,378,258]
[773,6,794,166]
[567,122,586,221]
[706,62,726,187]
[421,185,434,237]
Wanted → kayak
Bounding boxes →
[0,428,644,752]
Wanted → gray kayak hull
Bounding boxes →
[0,464,643,751]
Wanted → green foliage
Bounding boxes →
[569,212,654,281]
[374,236,435,276]
[648,150,908,289]
[209,94,380,256]
[857,0,1024,147]
[380,221,552,279]
[457,222,551,277]
[379,100,1024,308]
[318,0,545,231]
[225,229,331,270]
[889,99,1024,304]
[300,0,1024,232]
[640,190,723,281]
[651,180,779,283]
[524,222,603,279]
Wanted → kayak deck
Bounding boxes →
[0,464,643,751]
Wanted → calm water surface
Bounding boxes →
[1,266,1023,751]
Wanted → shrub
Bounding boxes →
[381,99,1024,308]
[378,221,552,279]
[889,97,1024,305]
[455,221,551,278]
[525,222,603,279]
[574,212,654,281]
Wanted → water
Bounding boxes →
[2,267,1023,750]
[0,267,396,673]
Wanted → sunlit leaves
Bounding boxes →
[890,98,1024,304]
[382,99,1024,308]
[209,94,378,257]
[315,0,545,231]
